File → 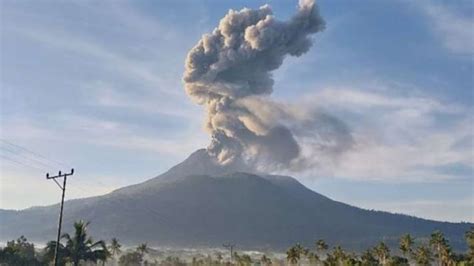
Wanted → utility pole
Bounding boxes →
[46,168,74,266]
[223,243,235,263]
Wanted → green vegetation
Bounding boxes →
[136,243,150,257]
[0,221,109,266]
[42,220,110,266]
[109,238,122,257]
[282,227,474,266]
[0,235,42,265]
[1,224,473,265]
[60,221,109,266]
[399,234,414,258]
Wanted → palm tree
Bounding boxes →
[136,242,150,265]
[438,244,453,266]
[361,249,379,265]
[399,234,414,259]
[61,220,109,266]
[414,245,432,266]
[373,242,390,265]
[345,253,360,266]
[109,238,122,257]
[466,227,474,264]
[286,246,300,265]
[316,239,328,253]
[315,239,328,262]
[43,240,67,265]
[294,243,308,257]
[332,245,347,264]
[430,230,451,266]
[136,243,149,256]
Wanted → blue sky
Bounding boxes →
[1,0,472,222]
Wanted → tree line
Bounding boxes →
[283,229,473,266]
[0,220,473,265]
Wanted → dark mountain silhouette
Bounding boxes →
[0,149,471,250]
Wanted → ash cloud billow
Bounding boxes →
[183,0,352,171]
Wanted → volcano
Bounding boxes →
[0,149,471,250]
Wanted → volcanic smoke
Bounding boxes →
[183,0,352,172]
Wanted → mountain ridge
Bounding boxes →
[0,150,471,251]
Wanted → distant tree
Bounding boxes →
[233,252,252,266]
[240,254,252,265]
[332,245,348,263]
[233,252,241,264]
[373,242,390,265]
[399,234,414,259]
[450,252,470,265]
[61,220,109,266]
[414,245,432,266]
[345,253,361,266]
[137,243,150,256]
[119,251,143,266]
[306,251,319,265]
[316,239,329,253]
[323,253,337,266]
[260,254,272,265]
[216,253,223,262]
[466,227,474,264]
[109,238,122,257]
[360,249,379,266]
[0,235,41,266]
[430,230,452,266]
[286,245,300,265]
[294,243,308,261]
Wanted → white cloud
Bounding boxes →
[419,2,474,55]
[292,87,473,182]
[313,88,463,113]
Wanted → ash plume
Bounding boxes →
[183,0,352,171]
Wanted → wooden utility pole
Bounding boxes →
[46,168,74,266]
[223,243,235,263]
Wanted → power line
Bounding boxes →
[0,153,47,172]
[0,139,69,168]
[0,146,56,171]
[0,139,217,246]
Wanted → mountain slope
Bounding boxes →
[0,150,471,250]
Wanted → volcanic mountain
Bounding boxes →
[0,149,471,250]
